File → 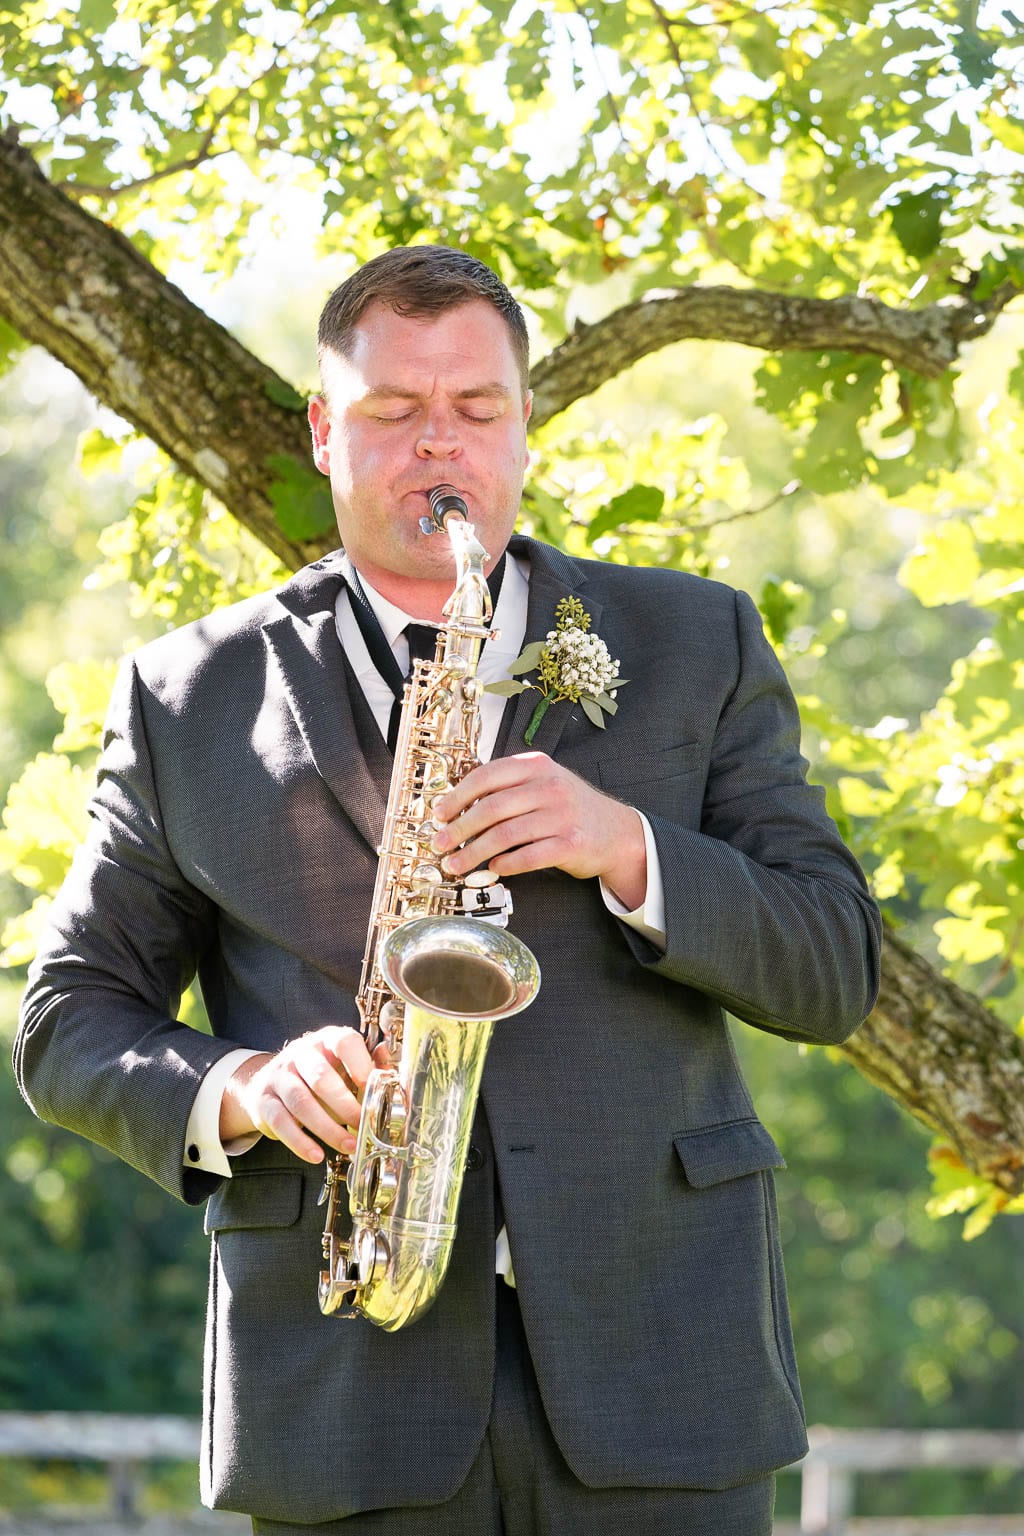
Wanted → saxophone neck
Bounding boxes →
[442,516,491,627]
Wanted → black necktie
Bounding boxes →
[390,625,440,751]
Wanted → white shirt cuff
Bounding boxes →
[183,1048,264,1176]
[599,811,667,950]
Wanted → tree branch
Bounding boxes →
[59,134,221,200]
[529,284,1019,428]
[841,928,1024,1198]
[0,129,325,572]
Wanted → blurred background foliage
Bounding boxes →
[1,0,1022,1521]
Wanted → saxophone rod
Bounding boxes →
[420,484,469,534]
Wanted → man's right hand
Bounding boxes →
[219,1026,388,1164]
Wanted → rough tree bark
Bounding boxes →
[2,132,1023,1198]
[0,132,325,571]
[840,929,1024,1198]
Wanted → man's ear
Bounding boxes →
[524,389,533,425]
[308,395,331,474]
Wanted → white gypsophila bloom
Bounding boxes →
[550,626,619,696]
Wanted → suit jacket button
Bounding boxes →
[465,1145,484,1172]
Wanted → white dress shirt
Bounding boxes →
[185,549,667,1293]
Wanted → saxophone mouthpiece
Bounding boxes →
[424,484,469,533]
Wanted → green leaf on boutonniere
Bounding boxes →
[484,679,530,697]
[508,640,547,675]
[596,692,618,714]
[580,696,607,727]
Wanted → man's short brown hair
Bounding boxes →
[317,245,530,394]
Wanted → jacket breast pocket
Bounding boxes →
[204,1168,305,1235]
[597,740,705,822]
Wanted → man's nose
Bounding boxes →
[415,409,460,458]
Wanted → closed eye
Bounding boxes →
[372,407,503,425]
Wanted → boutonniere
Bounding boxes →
[485,596,628,745]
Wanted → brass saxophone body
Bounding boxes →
[318,486,540,1330]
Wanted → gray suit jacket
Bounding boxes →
[16,535,881,1524]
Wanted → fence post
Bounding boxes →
[800,1456,854,1535]
[109,1457,139,1521]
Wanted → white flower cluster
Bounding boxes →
[545,625,620,698]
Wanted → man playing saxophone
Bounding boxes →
[17,245,881,1535]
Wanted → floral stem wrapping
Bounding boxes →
[523,694,553,745]
[485,596,628,745]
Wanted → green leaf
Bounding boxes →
[579,695,606,728]
[483,679,529,696]
[47,659,118,753]
[264,379,311,412]
[78,0,118,30]
[889,186,949,261]
[934,912,1007,966]
[77,428,128,480]
[899,521,982,608]
[1,894,55,969]
[838,776,897,818]
[0,753,94,892]
[953,28,997,89]
[925,1145,1006,1239]
[508,640,546,675]
[0,316,27,374]
[758,577,805,645]
[1008,352,1024,408]
[265,455,336,540]
[586,484,665,545]
[982,108,1024,156]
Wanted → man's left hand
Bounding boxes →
[432,752,647,911]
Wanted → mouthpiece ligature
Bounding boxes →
[420,484,469,534]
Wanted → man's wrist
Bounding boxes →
[600,804,648,912]
[219,1052,272,1143]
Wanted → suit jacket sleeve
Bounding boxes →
[617,588,881,1045]
[15,658,237,1203]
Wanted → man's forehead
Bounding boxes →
[328,300,518,377]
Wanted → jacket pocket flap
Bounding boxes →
[204,1169,304,1235]
[598,740,701,789]
[673,1120,785,1188]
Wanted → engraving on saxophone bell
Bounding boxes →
[317,493,540,1329]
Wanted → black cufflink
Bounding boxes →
[187,1144,200,1163]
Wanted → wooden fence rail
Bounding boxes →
[0,1414,1020,1534]
[793,1427,1024,1535]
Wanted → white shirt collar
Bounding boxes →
[335,549,530,683]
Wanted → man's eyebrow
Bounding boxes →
[361,383,514,401]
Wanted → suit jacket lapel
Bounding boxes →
[259,537,601,850]
[494,534,603,761]
[261,554,387,854]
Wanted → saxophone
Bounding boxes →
[318,485,541,1330]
